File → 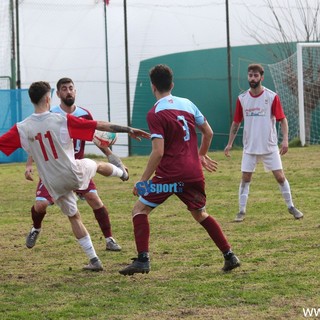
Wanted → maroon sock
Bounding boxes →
[31,205,46,229]
[133,214,150,253]
[93,206,112,238]
[200,216,231,253]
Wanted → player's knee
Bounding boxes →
[242,172,252,183]
[83,192,103,208]
[132,206,147,216]
[191,208,208,222]
[274,170,286,184]
[277,176,286,184]
[34,201,48,213]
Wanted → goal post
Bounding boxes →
[268,42,320,146]
[297,43,305,146]
[297,43,320,146]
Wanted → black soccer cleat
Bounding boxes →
[222,253,241,272]
[26,229,40,248]
[119,258,150,276]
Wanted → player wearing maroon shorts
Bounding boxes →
[119,64,240,275]
[25,78,123,251]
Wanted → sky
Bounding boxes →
[1,0,319,155]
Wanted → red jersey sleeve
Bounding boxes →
[271,95,286,121]
[0,125,21,156]
[67,114,97,141]
[233,98,244,123]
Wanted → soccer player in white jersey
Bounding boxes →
[224,63,303,222]
[25,78,123,252]
[0,81,150,271]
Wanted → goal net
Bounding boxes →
[268,43,320,146]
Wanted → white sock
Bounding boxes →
[239,181,250,213]
[110,164,123,177]
[279,179,294,208]
[78,235,98,260]
[32,227,41,232]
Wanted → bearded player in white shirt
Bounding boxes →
[224,63,303,222]
[0,81,150,271]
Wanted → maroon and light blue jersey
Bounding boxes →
[147,94,206,183]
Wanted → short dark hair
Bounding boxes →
[248,64,264,76]
[149,64,173,93]
[56,77,74,91]
[28,81,51,104]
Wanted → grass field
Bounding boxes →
[0,146,319,320]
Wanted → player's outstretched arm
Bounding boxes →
[96,121,150,141]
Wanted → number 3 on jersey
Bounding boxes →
[177,115,190,141]
[35,131,58,161]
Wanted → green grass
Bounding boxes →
[0,146,319,320]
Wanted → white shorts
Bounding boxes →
[241,151,283,173]
[55,192,79,217]
[75,158,98,191]
[55,158,98,216]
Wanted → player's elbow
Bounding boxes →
[205,127,214,140]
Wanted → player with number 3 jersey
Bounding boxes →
[119,64,240,276]
[147,96,205,182]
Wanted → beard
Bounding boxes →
[249,80,260,89]
[62,96,75,107]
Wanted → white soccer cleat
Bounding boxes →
[83,258,103,272]
[234,211,245,222]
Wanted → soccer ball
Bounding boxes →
[93,130,118,148]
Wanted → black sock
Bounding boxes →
[223,250,233,260]
[138,252,149,262]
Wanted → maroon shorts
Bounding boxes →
[139,177,206,211]
[35,179,97,203]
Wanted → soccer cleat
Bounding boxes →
[234,211,245,222]
[107,154,129,181]
[120,167,129,181]
[119,258,150,276]
[106,238,122,251]
[288,206,304,219]
[83,258,103,272]
[222,253,241,272]
[26,229,40,248]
